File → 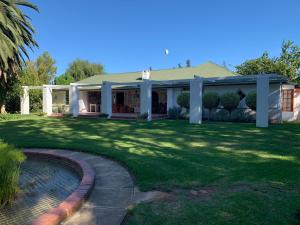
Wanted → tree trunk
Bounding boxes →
[0,104,6,114]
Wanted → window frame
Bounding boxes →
[282,89,294,112]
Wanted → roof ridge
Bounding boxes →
[91,62,208,77]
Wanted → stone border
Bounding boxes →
[23,150,95,225]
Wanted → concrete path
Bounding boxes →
[26,149,135,225]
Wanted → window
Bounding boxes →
[282,89,294,112]
[66,90,69,105]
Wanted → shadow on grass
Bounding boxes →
[1,117,300,190]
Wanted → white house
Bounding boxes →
[20,62,300,127]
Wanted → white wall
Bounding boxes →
[282,84,300,121]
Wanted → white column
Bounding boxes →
[189,78,203,124]
[256,75,269,127]
[70,84,79,117]
[43,85,52,116]
[167,88,182,110]
[20,86,30,115]
[140,80,152,121]
[101,82,112,118]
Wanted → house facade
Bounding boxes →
[20,62,299,127]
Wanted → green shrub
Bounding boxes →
[245,91,257,111]
[0,114,31,121]
[99,113,109,118]
[168,107,181,120]
[0,140,26,206]
[212,109,230,122]
[220,92,240,114]
[177,92,190,110]
[138,113,149,120]
[29,89,43,113]
[203,92,220,120]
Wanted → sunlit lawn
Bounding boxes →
[0,116,300,225]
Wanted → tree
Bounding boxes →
[66,59,104,82]
[0,0,38,112]
[36,52,57,84]
[55,73,75,85]
[5,52,57,113]
[0,0,38,77]
[236,52,277,75]
[245,92,256,111]
[177,92,190,110]
[203,92,220,120]
[236,41,300,82]
[220,92,240,116]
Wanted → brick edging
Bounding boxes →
[23,150,95,225]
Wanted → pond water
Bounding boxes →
[0,157,81,225]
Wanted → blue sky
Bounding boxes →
[26,0,300,75]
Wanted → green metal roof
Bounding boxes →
[76,61,236,85]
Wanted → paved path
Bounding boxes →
[26,149,135,225]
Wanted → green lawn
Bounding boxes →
[0,116,300,225]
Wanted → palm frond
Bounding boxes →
[0,0,38,79]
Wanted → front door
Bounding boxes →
[116,92,124,105]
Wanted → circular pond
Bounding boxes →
[0,156,81,225]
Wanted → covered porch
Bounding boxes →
[21,75,276,127]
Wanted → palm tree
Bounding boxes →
[0,0,38,79]
[0,0,38,113]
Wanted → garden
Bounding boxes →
[168,90,257,122]
[0,115,299,224]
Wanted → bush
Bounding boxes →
[220,92,240,114]
[245,91,257,111]
[231,108,256,123]
[177,92,190,110]
[29,90,43,113]
[0,114,32,121]
[203,92,219,120]
[212,109,230,122]
[168,107,181,120]
[138,112,148,120]
[0,140,26,206]
[99,113,109,118]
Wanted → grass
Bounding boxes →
[0,140,25,207]
[0,116,299,224]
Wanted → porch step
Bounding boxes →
[78,115,99,119]
[110,114,168,120]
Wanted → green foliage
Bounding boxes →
[213,109,230,121]
[0,0,38,78]
[0,140,25,205]
[220,92,240,113]
[177,92,190,109]
[236,41,300,82]
[0,114,33,121]
[245,92,257,111]
[65,59,104,82]
[203,92,220,110]
[54,73,75,85]
[19,52,57,85]
[4,52,56,113]
[1,119,300,224]
[35,52,57,84]
[203,92,220,120]
[0,75,20,111]
[138,113,149,120]
[168,107,181,120]
[98,113,109,118]
[230,108,255,122]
